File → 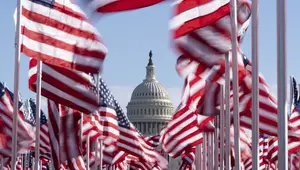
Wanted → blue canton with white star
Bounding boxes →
[29,0,55,8]
[0,83,5,97]
[98,77,130,129]
[259,134,268,139]
[292,77,300,113]
[0,82,23,109]
[22,98,47,126]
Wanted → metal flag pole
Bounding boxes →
[210,131,214,170]
[251,0,260,169]
[203,133,207,170]
[87,134,90,170]
[99,139,103,170]
[196,143,201,170]
[94,139,98,170]
[225,53,231,170]
[220,85,225,170]
[34,60,42,170]
[214,116,219,170]
[11,0,22,169]
[207,133,211,170]
[230,0,241,168]
[95,74,103,170]
[277,0,288,169]
[200,143,202,169]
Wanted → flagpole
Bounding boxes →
[214,116,219,170]
[200,143,202,169]
[99,139,103,170]
[87,134,90,170]
[225,53,231,170]
[203,133,207,170]
[94,139,98,170]
[277,0,288,169]
[12,0,22,169]
[34,60,42,170]
[196,144,201,170]
[220,85,224,170]
[209,132,213,170]
[207,133,211,170]
[230,0,241,168]
[95,74,103,170]
[251,0,260,169]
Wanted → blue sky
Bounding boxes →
[0,1,299,110]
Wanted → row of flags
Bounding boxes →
[3,0,300,169]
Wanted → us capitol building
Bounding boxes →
[126,51,181,169]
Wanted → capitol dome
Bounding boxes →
[127,51,174,136]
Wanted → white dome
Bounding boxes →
[126,51,181,170]
[130,81,171,101]
[126,51,174,136]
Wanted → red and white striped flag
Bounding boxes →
[21,0,107,73]
[170,0,251,66]
[0,83,35,157]
[29,58,99,114]
[81,110,119,145]
[85,0,165,13]
[22,99,51,160]
[95,77,168,169]
[81,77,167,169]
[48,100,86,170]
[160,73,214,158]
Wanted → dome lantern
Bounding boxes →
[144,50,156,82]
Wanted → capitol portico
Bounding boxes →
[126,51,181,169]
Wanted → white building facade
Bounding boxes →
[126,52,181,169]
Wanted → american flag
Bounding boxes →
[160,55,216,158]
[90,77,168,169]
[90,134,162,167]
[85,0,164,13]
[144,135,161,149]
[291,154,300,170]
[170,0,251,66]
[259,134,270,165]
[20,0,107,73]
[47,100,60,170]
[0,83,35,157]
[29,58,99,114]
[47,100,86,170]
[80,76,120,145]
[181,146,196,167]
[241,149,252,170]
[22,98,51,160]
[24,151,34,170]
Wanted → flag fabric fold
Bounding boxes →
[21,0,107,73]
[29,58,99,114]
